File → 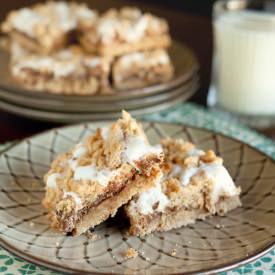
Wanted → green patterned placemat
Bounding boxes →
[0,102,274,275]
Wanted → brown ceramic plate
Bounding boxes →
[0,78,199,122]
[0,121,274,274]
[0,75,199,113]
[0,40,199,102]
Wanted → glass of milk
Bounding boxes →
[208,0,275,128]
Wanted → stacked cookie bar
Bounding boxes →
[2,2,174,94]
[43,112,241,236]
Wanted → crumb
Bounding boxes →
[170,248,177,256]
[29,222,34,227]
[55,242,60,247]
[85,231,101,241]
[145,257,150,261]
[124,247,138,259]
[215,223,224,229]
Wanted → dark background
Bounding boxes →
[0,0,215,142]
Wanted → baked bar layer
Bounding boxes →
[10,44,111,95]
[125,138,241,236]
[80,7,171,57]
[112,49,174,90]
[1,1,98,54]
[43,111,163,235]
[127,195,241,236]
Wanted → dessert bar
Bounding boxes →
[125,138,241,236]
[1,1,98,54]
[112,49,174,90]
[43,111,163,235]
[10,43,111,95]
[80,7,171,57]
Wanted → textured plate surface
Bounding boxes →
[0,122,274,274]
[0,80,199,122]
[0,40,198,103]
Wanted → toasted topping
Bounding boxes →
[2,1,98,37]
[131,138,240,216]
[43,111,164,217]
[91,7,168,44]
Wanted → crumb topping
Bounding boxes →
[43,111,164,223]
[2,1,98,39]
[86,7,169,44]
[129,138,240,216]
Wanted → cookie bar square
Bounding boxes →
[1,1,98,54]
[80,7,171,57]
[112,49,174,90]
[125,138,241,236]
[10,43,111,95]
[42,111,163,235]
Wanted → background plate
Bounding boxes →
[0,121,274,274]
[0,80,199,122]
[0,75,199,112]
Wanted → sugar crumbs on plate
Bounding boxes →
[85,231,101,241]
[170,248,177,257]
[124,248,138,259]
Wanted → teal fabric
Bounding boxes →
[1,103,274,275]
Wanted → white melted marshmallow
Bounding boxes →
[200,163,238,203]
[178,162,238,202]
[122,136,162,165]
[46,173,61,189]
[135,173,169,215]
[100,126,109,140]
[68,143,87,171]
[125,16,148,42]
[73,165,116,187]
[11,8,44,37]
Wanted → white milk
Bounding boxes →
[214,11,275,115]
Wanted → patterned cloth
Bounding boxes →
[0,103,274,275]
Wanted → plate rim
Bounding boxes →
[0,81,199,122]
[0,76,199,112]
[0,121,274,275]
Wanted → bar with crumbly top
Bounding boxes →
[10,43,111,95]
[112,49,174,90]
[80,7,171,57]
[42,111,163,236]
[125,138,241,236]
[1,1,98,54]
